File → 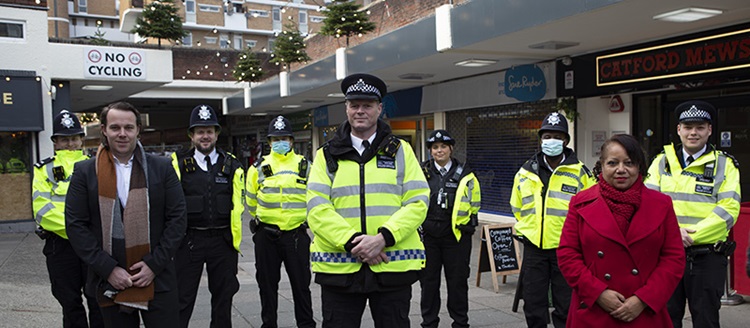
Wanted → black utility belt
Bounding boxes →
[259,221,306,235]
[686,240,736,257]
[188,226,230,234]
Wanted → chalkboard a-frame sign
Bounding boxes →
[476,223,522,293]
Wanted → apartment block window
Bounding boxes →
[204,36,218,44]
[199,5,221,13]
[310,16,325,23]
[0,20,24,40]
[220,34,229,49]
[182,32,192,47]
[248,10,269,18]
[245,39,257,48]
[233,35,242,50]
[272,7,281,31]
[186,0,196,14]
[78,0,87,13]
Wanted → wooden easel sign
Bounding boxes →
[476,223,522,293]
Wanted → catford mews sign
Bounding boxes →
[84,47,146,80]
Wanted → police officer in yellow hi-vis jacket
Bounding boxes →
[171,104,245,328]
[33,109,104,328]
[306,73,430,328]
[645,100,741,328]
[510,112,595,328]
[419,129,481,328]
[246,115,315,328]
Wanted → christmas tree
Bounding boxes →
[232,48,265,83]
[319,0,376,47]
[131,0,187,48]
[89,25,111,46]
[270,23,311,71]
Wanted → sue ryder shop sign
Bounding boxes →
[84,47,147,80]
[597,28,750,87]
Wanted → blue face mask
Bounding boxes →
[541,139,564,157]
[271,140,292,154]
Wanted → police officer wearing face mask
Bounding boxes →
[171,105,245,328]
[510,112,595,328]
[245,115,315,328]
[32,110,104,328]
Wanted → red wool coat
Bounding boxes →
[557,184,685,327]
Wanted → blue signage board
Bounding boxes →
[0,76,44,132]
[382,87,422,118]
[504,64,547,102]
[313,106,329,127]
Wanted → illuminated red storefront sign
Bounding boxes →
[597,28,750,87]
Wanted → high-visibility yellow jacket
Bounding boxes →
[645,143,741,245]
[422,160,482,242]
[246,150,310,231]
[32,150,89,239]
[307,128,429,274]
[171,150,245,252]
[510,151,595,249]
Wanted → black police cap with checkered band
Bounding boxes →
[341,73,387,101]
[676,100,715,124]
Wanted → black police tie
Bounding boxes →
[362,140,370,152]
[686,155,694,166]
[439,167,448,176]
[205,155,212,171]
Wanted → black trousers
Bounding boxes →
[99,289,179,328]
[176,228,239,328]
[43,235,104,328]
[321,284,411,328]
[419,233,472,328]
[253,226,315,328]
[668,250,727,328]
[521,242,570,328]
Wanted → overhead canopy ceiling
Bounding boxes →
[232,0,750,115]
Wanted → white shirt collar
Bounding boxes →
[193,149,219,171]
[351,133,377,155]
[682,145,706,165]
[113,154,134,207]
[543,153,566,172]
[434,160,452,174]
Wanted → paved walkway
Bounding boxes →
[1,222,748,327]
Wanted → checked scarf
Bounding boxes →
[96,141,153,310]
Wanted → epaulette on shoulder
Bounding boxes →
[720,150,740,168]
[581,165,593,178]
[34,156,54,168]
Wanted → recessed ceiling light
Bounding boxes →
[250,112,267,116]
[282,104,301,108]
[81,85,113,91]
[528,41,580,50]
[327,93,345,98]
[653,7,722,22]
[398,73,435,80]
[454,59,498,68]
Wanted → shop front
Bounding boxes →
[0,72,44,222]
[559,22,750,202]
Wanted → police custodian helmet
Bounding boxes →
[675,100,715,125]
[267,115,293,138]
[426,129,455,148]
[188,104,221,131]
[538,112,569,140]
[52,109,84,139]
[341,73,387,102]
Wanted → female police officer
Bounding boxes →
[419,130,481,328]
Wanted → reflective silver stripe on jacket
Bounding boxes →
[714,206,735,230]
[545,208,568,217]
[547,191,572,202]
[257,199,307,209]
[521,195,534,206]
[308,182,331,196]
[661,192,717,204]
[35,202,55,223]
[335,205,401,219]
[260,186,306,195]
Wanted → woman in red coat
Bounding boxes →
[557,134,685,327]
